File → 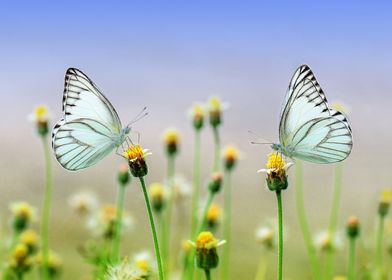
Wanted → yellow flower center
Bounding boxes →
[101,204,117,221]
[223,145,239,161]
[20,230,38,246]
[163,128,179,145]
[207,203,221,221]
[196,231,218,249]
[34,105,49,122]
[266,153,286,170]
[208,96,221,111]
[136,259,149,271]
[124,145,145,161]
[149,183,164,199]
[12,244,28,261]
[12,202,33,218]
[192,104,205,118]
[380,189,392,205]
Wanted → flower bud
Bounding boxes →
[259,153,291,192]
[163,128,180,157]
[30,105,50,137]
[208,172,223,194]
[10,202,36,233]
[223,145,239,172]
[195,232,224,271]
[190,103,205,130]
[206,203,221,229]
[118,163,131,186]
[124,144,151,178]
[346,216,360,239]
[149,183,166,213]
[208,96,223,128]
[378,189,392,217]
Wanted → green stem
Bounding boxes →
[190,130,202,239]
[185,191,215,280]
[325,163,343,279]
[41,136,53,280]
[212,126,220,172]
[276,191,283,280]
[139,177,165,280]
[111,182,127,263]
[348,238,356,280]
[376,214,385,277]
[164,155,175,274]
[255,254,268,280]
[204,269,211,280]
[221,170,232,280]
[294,161,321,280]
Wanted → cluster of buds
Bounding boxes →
[124,144,151,178]
[149,183,166,213]
[223,145,239,172]
[19,229,39,255]
[378,189,392,217]
[190,103,205,130]
[7,243,33,276]
[163,128,180,157]
[346,216,360,239]
[194,231,225,271]
[258,153,292,192]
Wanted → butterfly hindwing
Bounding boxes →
[279,65,353,163]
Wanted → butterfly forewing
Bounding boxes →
[52,68,124,171]
[279,65,353,163]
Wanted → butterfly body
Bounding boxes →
[274,65,353,164]
[52,68,131,171]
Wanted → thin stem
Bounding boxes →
[348,238,356,280]
[41,136,53,280]
[376,215,385,276]
[111,182,127,263]
[185,191,215,280]
[139,177,165,280]
[212,126,221,172]
[325,163,343,279]
[255,254,268,280]
[221,170,232,280]
[276,191,283,280]
[164,155,175,274]
[204,269,211,280]
[294,161,321,280]
[190,130,202,239]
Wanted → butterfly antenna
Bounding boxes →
[126,106,148,127]
[248,130,273,145]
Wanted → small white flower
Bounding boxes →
[68,190,98,215]
[314,230,344,252]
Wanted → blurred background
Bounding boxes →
[0,1,392,279]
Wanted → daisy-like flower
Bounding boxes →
[10,202,37,233]
[8,243,32,275]
[255,224,276,249]
[222,145,240,171]
[29,105,50,136]
[192,231,225,271]
[206,203,221,229]
[149,183,166,213]
[88,204,134,239]
[162,128,180,156]
[258,153,293,192]
[105,258,135,280]
[189,102,205,130]
[68,190,98,216]
[378,189,392,217]
[124,144,151,178]
[314,230,343,252]
[207,96,228,128]
[130,251,155,279]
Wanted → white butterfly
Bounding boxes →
[272,65,353,163]
[52,68,140,171]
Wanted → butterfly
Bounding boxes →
[52,68,144,171]
[271,65,353,163]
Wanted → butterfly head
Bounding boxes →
[271,143,281,152]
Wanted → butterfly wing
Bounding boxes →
[279,65,353,163]
[52,68,123,171]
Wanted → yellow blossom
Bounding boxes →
[163,128,180,146]
[124,144,150,162]
[33,105,49,123]
[11,202,35,219]
[196,232,218,250]
[208,96,222,112]
[149,183,165,200]
[20,230,39,250]
[207,203,221,223]
[12,244,29,263]
[266,153,286,170]
[380,189,392,205]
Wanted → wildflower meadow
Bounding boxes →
[1,2,391,280]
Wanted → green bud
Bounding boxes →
[208,173,223,194]
[266,170,288,192]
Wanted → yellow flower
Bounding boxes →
[223,145,239,171]
[208,96,227,127]
[196,231,225,250]
[208,96,222,112]
[190,102,205,130]
[133,251,153,274]
[20,230,39,253]
[258,153,292,192]
[207,203,221,227]
[10,202,37,232]
[36,250,62,276]
[266,153,286,170]
[380,189,392,205]
[12,244,29,263]
[194,231,225,270]
[124,144,151,177]
[33,105,50,123]
[162,128,180,156]
[149,183,166,212]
